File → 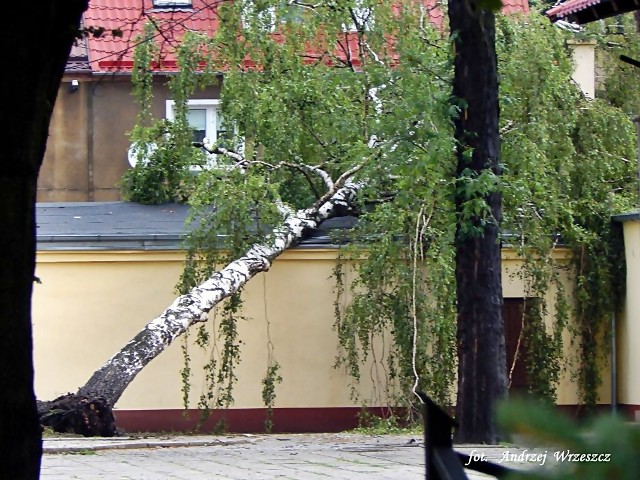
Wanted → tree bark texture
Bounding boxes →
[0,1,87,475]
[77,181,361,407]
[448,0,507,444]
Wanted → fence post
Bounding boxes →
[418,391,514,480]
[418,391,461,480]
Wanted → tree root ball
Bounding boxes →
[37,394,117,437]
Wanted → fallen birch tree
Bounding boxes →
[78,173,362,405]
[39,0,636,442]
[36,2,640,441]
[36,1,457,436]
[38,153,366,435]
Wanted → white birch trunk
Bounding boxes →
[77,180,360,406]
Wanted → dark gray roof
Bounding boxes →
[37,202,190,250]
[36,202,354,251]
[612,210,640,223]
[65,29,91,74]
[65,61,92,74]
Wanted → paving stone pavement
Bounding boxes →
[41,433,541,480]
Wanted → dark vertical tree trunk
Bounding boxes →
[0,2,87,477]
[448,0,507,444]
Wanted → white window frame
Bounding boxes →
[166,99,243,171]
[166,99,221,144]
[153,0,192,7]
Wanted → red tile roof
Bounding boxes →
[546,0,640,23]
[502,0,530,15]
[77,0,530,74]
[547,0,601,18]
[423,0,446,30]
[84,0,219,72]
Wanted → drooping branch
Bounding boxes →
[77,178,362,406]
[196,142,336,189]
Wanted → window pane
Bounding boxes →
[215,112,227,147]
[216,113,243,152]
[153,0,192,6]
[187,109,207,143]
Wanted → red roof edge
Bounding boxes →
[546,0,640,24]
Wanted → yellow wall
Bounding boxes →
[34,249,375,410]
[33,247,602,411]
[502,249,611,406]
[618,220,640,411]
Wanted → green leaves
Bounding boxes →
[261,362,282,432]
[596,14,640,116]
[498,399,640,480]
[498,14,637,406]
[122,6,639,417]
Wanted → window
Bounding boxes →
[166,99,229,146]
[166,99,241,170]
[153,0,192,7]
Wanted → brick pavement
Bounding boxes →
[41,434,539,480]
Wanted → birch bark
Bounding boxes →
[77,180,361,405]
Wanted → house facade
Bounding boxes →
[39,0,222,202]
[38,0,530,202]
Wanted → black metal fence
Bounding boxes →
[418,392,514,480]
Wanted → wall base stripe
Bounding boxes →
[113,404,640,434]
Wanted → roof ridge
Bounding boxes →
[69,0,529,74]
